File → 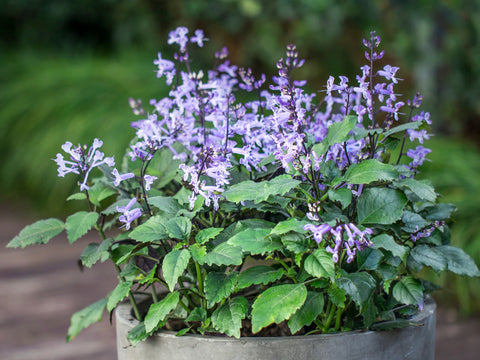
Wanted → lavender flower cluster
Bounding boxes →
[54,27,434,262]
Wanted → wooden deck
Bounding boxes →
[1,203,479,360]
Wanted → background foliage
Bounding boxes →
[1,0,479,313]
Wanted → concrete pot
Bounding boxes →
[116,297,436,360]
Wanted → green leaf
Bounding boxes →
[203,242,243,266]
[327,284,346,308]
[337,272,376,311]
[401,211,430,233]
[423,203,456,221]
[383,121,422,138]
[66,298,107,342]
[224,175,300,204]
[127,323,149,346]
[236,266,285,289]
[357,188,407,225]
[148,196,181,215]
[189,243,207,265]
[186,307,207,322]
[312,115,357,155]
[436,245,480,277]
[195,227,224,244]
[280,232,310,254]
[144,292,180,333]
[7,218,65,248]
[166,217,192,240]
[357,248,384,270]
[393,179,437,203]
[66,192,87,201]
[107,281,133,312]
[287,291,324,334]
[371,234,409,260]
[345,159,398,185]
[205,272,238,308]
[80,238,114,268]
[211,297,248,338]
[130,216,169,242]
[410,245,447,272]
[251,284,307,333]
[162,249,191,291]
[65,211,99,244]
[88,182,116,206]
[304,248,335,280]
[228,228,282,255]
[392,276,423,305]
[327,188,352,209]
[270,218,309,235]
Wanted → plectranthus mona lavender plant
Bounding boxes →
[8,28,479,343]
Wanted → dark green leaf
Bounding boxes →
[224,175,300,204]
[205,272,238,308]
[312,115,357,155]
[436,245,480,277]
[270,218,309,235]
[228,228,281,255]
[166,217,192,241]
[211,297,248,338]
[7,218,65,248]
[236,266,285,289]
[304,249,335,280]
[144,292,180,333]
[423,203,456,221]
[66,211,99,244]
[357,248,384,270]
[357,188,407,225]
[162,249,191,291]
[345,159,398,185]
[327,188,352,209]
[410,245,447,272]
[337,272,376,310]
[393,179,437,203]
[148,196,182,215]
[203,242,243,266]
[80,238,114,268]
[392,276,423,305]
[383,121,422,138]
[287,291,324,334]
[130,215,169,242]
[251,284,307,333]
[371,234,409,260]
[195,227,223,244]
[66,298,107,342]
[107,281,133,312]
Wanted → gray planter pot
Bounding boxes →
[116,297,436,360]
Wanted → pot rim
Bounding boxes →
[116,296,436,341]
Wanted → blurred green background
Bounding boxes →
[1,0,479,313]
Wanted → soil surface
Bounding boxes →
[1,202,479,360]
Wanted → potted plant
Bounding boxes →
[8,27,479,360]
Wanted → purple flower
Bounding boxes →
[377,65,401,84]
[117,198,142,230]
[407,129,430,144]
[144,175,157,191]
[112,168,135,186]
[168,27,189,51]
[304,223,333,244]
[53,139,115,191]
[407,146,432,169]
[153,52,175,79]
[190,29,208,47]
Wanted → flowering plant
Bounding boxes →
[8,27,479,343]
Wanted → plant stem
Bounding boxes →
[334,306,343,331]
[151,283,158,303]
[114,263,142,321]
[195,262,206,310]
[323,302,337,332]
